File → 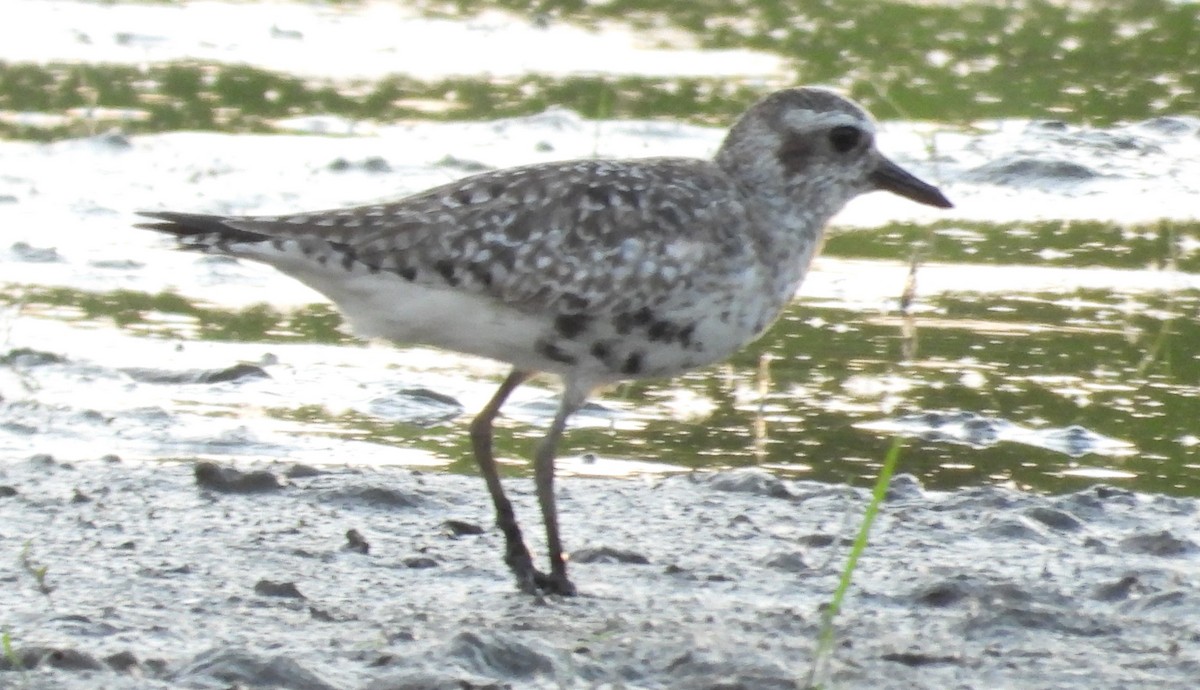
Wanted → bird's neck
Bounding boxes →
[741,178,849,309]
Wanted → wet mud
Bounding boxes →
[2,455,1197,689]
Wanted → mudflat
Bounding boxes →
[1,455,1196,689]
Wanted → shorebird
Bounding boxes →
[138,87,951,595]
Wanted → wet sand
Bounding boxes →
[2,454,1197,689]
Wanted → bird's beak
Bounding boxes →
[870,156,953,208]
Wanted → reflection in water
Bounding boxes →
[549,274,1199,497]
[856,411,1136,459]
[2,220,1197,497]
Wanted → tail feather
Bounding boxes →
[136,211,269,246]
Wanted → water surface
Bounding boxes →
[1,0,1197,497]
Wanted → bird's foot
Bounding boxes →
[502,536,576,596]
[506,556,576,596]
[505,545,544,595]
[509,564,575,596]
[533,570,576,596]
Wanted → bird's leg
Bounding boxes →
[469,369,542,594]
[531,382,591,596]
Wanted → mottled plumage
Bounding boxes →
[138,87,951,595]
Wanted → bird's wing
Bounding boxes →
[138,158,757,315]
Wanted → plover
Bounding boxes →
[138,87,951,595]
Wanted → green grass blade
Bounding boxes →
[805,436,905,688]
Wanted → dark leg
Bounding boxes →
[532,382,591,596]
[469,369,542,593]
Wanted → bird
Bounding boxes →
[137,86,952,596]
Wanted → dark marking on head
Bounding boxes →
[621,352,643,376]
[270,238,286,252]
[434,259,459,287]
[777,134,813,175]
[536,340,577,366]
[554,313,591,339]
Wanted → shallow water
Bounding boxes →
[3,0,1198,138]
[1,0,1198,498]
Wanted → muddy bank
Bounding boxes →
[1,455,1197,689]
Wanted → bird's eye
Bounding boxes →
[829,125,861,153]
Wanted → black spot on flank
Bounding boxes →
[561,293,589,311]
[398,265,417,282]
[467,262,493,287]
[621,352,644,376]
[359,250,382,274]
[613,313,633,335]
[678,323,696,348]
[536,340,577,366]
[434,259,459,286]
[488,183,506,199]
[453,189,474,205]
[647,320,677,343]
[614,308,655,336]
[340,247,357,271]
[270,238,286,252]
[590,341,611,362]
[554,313,591,339]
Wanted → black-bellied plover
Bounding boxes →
[138,87,951,595]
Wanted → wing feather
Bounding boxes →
[139,158,758,316]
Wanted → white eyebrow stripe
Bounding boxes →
[781,109,874,134]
